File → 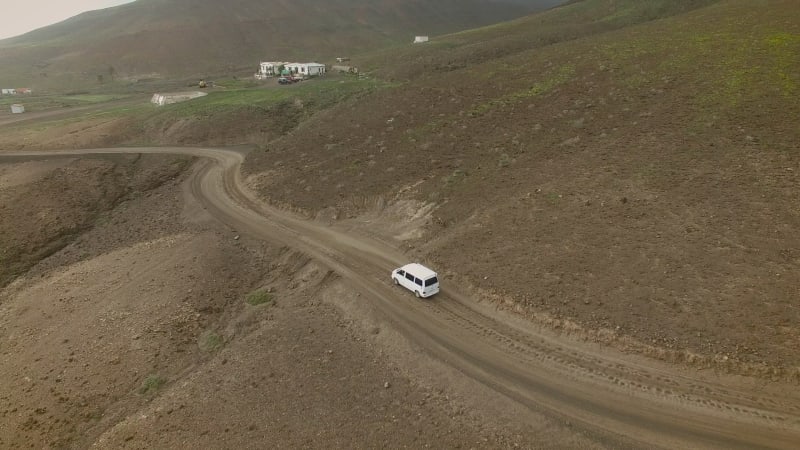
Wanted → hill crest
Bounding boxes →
[0,0,563,87]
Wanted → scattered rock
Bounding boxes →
[560,136,581,146]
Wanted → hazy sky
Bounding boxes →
[0,0,134,39]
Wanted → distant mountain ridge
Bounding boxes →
[0,0,564,86]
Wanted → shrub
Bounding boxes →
[140,375,166,395]
[443,168,467,187]
[246,290,273,306]
[199,331,224,352]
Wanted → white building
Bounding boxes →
[414,36,429,43]
[255,61,289,79]
[10,104,24,114]
[1,88,16,95]
[284,62,326,77]
[255,61,327,79]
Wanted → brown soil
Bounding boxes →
[0,154,189,287]
[0,2,798,447]
[241,2,800,375]
[0,154,598,449]
[2,147,797,449]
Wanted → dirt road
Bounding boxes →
[4,147,799,449]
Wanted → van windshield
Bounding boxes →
[424,277,438,287]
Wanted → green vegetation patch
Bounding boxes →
[765,32,800,96]
[246,289,274,306]
[64,94,126,103]
[199,331,224,352]
[593,5,799,119]
[0,93,132,111]
[158,78,388,119]
[469,65,575,116]
[593,0,718,25]
[443,168,468,188]
[139,374,166,395]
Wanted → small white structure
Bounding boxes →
[150,91,207,106]
[285,62,326,77]
[10,104,25,114]
[2,88,16,95]
[255,61,289,79]
[414,36,429,43]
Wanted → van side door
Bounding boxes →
[403,272,416,291]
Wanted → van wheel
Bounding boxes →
[415,290,421,298]
[393,278,399,285]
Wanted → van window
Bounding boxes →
[424,277,438,287]
[414,277,423,286]
[405,273,414,282]
[397,270,405,276]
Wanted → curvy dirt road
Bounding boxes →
[3,147,799,449]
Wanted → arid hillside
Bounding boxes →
[1,0,796,377]
[0,0,561,87]
[242,0,800,376]
[1,0,799,447]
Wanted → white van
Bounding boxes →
[391,263,440,298]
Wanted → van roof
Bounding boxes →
[400,263,437,279]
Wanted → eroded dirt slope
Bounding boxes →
[0,156,596,449]
[0,154,189,288]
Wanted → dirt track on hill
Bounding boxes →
[3,147,799,449]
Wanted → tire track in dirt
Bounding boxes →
[430,296,800,418]
[3,147,799,449]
